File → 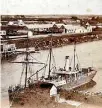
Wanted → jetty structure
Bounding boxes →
[0,42,16,59]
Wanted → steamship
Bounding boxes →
[44,41,97,90]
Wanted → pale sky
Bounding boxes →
[0,0,102,15]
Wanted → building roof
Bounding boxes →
[26,24,54,29]
[56,23,65,28]
[64,24,85,30]
[8,20,25,26]
[26,23,87,31]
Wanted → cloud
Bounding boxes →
[0,0,102,15]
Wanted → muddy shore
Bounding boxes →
[60,80,102,106]
[10,84,74,108]
[10,81,102,108]
[7,32,102,50]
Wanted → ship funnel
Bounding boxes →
[64,56,70,71]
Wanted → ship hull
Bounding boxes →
[50,70,97,90]
[62,71,96,90]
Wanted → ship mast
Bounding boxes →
[73,41,76,71]
[48,34,52,79]
[25,34,29,88]
[10,31,46,88]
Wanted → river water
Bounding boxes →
[1,40,102,99]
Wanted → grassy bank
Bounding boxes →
[7,32,102,50]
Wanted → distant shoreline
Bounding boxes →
[7,32,102,51]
